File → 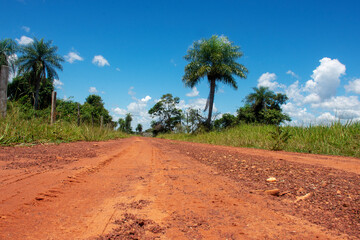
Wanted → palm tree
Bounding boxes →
[0,39,17,67]
[245,86,276,116]
[183,35,248,128]
[17,38,64,110]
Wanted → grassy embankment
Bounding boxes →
[158,123,360,158]
[0,103,127,146]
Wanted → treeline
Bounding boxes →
[148,86,290,135]
[8,74,116,128]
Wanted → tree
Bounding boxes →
[125,113,132,133]
[118,118,126,132]
[7,72,54,109]
[17,38,64,110]
[136,123,143,133]
[184,108,205,133]
[183,35,248,128]
[214,113,237,130]
[81,94,112,126]
[148,93,182,133]
[0,38,17,67]
[237,86,291,125]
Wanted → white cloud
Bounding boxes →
[141,96,151,102]
[304,57,346,103]
[186,87,199,97]
[89,87,98,93]
[311,96,360,110]
[113,107,127,115]
[15,36,33,45]
[64,52,84,63]
[257,72,281,91]
[286,70,298,78]
[116,67,121,72]
[282,102,315,124]
[345,79,360,94]
[21,26,30,33]
[92,55,110,67]
[180,98,217,112]
[53,79,64,89]
[317,112,337,123]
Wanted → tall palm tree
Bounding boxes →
[183,35,248,128]
[17,38,64,110]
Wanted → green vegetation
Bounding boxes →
[148,93,182,135]
[0,102,126,145]
[158,122,360,158]
[183,35,248,127]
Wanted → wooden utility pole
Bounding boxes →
[0,65,9,118]
[50,91,57,124]
[77,103,80,126]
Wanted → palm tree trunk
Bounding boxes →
[206,78,216,128]
[34,80,40,110]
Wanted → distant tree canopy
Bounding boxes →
[81,94,112,126]
[237,86,291,125]
[148,93,182,134]
[214,113,237,130]
[117,113,133,133]
[136,123,143,133]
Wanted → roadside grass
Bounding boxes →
[0,103,127,146]
[158,122,360,158]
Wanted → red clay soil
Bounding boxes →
[0,137,359,239]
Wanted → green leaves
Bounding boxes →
[148,94,182,134]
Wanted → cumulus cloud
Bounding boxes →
[89,87,98,93]
[53,79,64,89]
[64,52,84,63]
[141,96,151,102]
[345,79,360,94]
[317,112,337,123]
[92,55,110,67]
[113,107,127,115]
[304,57,346,103]
[15,36,33,45]
[311,96,360,120]
[21,26,30,33]
[257,72,282,91]
[186,87,199,97]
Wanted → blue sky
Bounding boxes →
[1,0,360,128]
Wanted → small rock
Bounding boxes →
[336,190,342,195]
[265,189,280,196]
[266,177,277,182]
[294,193,312,203]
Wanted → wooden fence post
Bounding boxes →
[50,91,57,124]
[0,65,9,118]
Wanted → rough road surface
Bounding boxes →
[0,137,359,239]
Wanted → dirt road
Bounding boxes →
[0,137,359,239]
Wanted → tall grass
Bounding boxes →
[0,102,127,146]
[158,122,360,158]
